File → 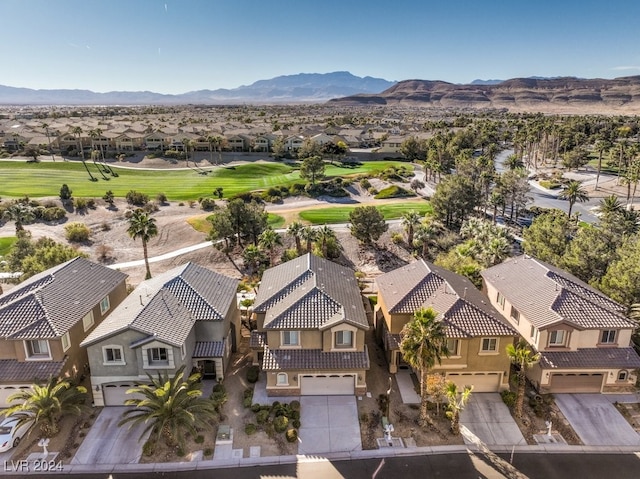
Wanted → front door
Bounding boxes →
[201,360,216,379]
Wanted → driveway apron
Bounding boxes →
[71,407,147,465]
[460,393,526,446]
[555,394,640,446]
[298,396,362,455]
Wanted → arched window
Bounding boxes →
[276,372,288,386]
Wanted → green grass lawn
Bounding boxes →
[0,160,410,200]
[298,201,432,224]
[0,236,17,256]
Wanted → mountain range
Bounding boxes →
[0,72,395,105]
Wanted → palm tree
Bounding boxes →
[300,226,318,253]
[506,340,540,419]
[287,221,304,255]
[594,140,611,190]
[182,137,191,168]
[3,377,87,438]
[71,126,96,181]
[2,203,35,234]
[207,135,223,165]
[597,195,624,219]
[401,210,422,249]
[127,209,158,279]
[399,307,449,426]
[118,366,217,449]
[413,223,435,258]
[258,227,282,265]
[445,382,473,435]
[243,244,266,275]
[503,154,524,170]
[558,180,589,218]
[316,225,336,258]
[41,122,55,162]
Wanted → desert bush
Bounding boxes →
[126,190,149,206]
[37,206,66,221]
[176,447,186,457]
[285,428,298,443]
[156,192,168,204]
[142,202,159,213]
[359,178,371,189]
[203,448,213,457]
[64,222,91,242]
[292,419,301,429]
[142,440,155,456]
[289,400,300,411]
[245,423,257,435]
[273,415,288,433]
[96,244,114,262]
[391,232,404,244]
[73,197,88,211]
[194,435,205,444]
[243,397,253,408]
[246,365,259,383]
[200,197,216,211]
[251,403,262,413]
[501,390,517,408]
[255,409,270,424]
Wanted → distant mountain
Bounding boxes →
[328,76,640,114]
[470,79,503,85]
[0,72,395,105]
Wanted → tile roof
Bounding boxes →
[250,331,267,349]
[261,346,370,371]
[0,257,127,339]
[539,347,640,369]
[254,254,368,331]
[481,255,633,330]
[193,340,225,358]
[82,262,238,347]
[0,358,67,382]
[376,260,517,338]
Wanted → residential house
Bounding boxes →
[81,262,239,406]
[250,254,370,396]
[226,133,251,152]
[481,255,640,393]
[376,260,518,392]
[284,135,305,154]
[0,258,128,406]
[254,133,278,153]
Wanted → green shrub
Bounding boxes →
[203,448,213,457]
[243,388,254,400]
[126,190,149,206]
[142,440,155,456]
[273,415,288,433]
[501,390,517,408]
[251,403,262,413]
[176,447,186,457]
[212,383,225,393]
[200,197,216,211]
[73,197,88,211]
[285,428,298,443]
[359,178,371,189]
[245,423,257,435]
[256,409,270,424]
[38,206,66,221]
[292,419,301,429]
[156,192,168,204]
[289,400,300,412]
[195,435,205,444]
[243,397,253,408]
[391,232,404,244]
[289,410,300,421]
[247,365,259,383]
[64,222,91,242]
[59,183,73,201]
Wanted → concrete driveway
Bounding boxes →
[555,394,640,446]
[460,393,526,446]
[298,396,361,455]
[71,407,147,465]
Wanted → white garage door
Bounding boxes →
[0,385,31,408]
[447,372,502,392]
[102,382,145,406]
[300,375,355,395]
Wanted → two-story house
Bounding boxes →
[0,257,128,406]
[250,254,370,396]
[376,260,518,392]
[482,255,640,393]
[81,262,239,406]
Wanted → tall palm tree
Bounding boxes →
[127,209,158,279]
[444,382,473,435]
[71,126,96,181]
[3,377,87,438]
[399,307,449,426]
[207,135,223,165]
[503,154,524,170]
[118,366,217,449]
[558,180,589,218]
[506,340,540,419]
[597,195,624,219]
[2,203,35,234]
[413,223,435,258]
[300,226,318,253]
[41,122,55,162]
[287,221,304,255]
[182,137,191,168]
[316,225,336,258]
[258,227,283,265]
[594,140,611,190]
[401,210,422,248]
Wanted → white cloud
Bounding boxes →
[612,65,640,71]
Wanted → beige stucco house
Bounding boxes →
[376,260,518,392]
[250,254,370,396]
[482,255,640,393]
[0,258,128,406]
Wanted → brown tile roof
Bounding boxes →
[0,358,67,382]
[376,260,516,339]
[539,347,640,369]
[481,255,633,330]
[193,340,225,358]
[82,262,238,347]
[0,257,127,340]
[254,254,368,331]
[261,346,370,371]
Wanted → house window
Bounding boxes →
[82,311,95,331]
[480,338,498,353]
[510,306,520,324]
[618,370,629,382]
[600,330,617,344]
[181,344,186,359]
[281,331,300,347]
[276,372,288,386]
[549,330,566,346]
[26,340,50,359]
[100,296,110,314]
[530,325,536,339]
[446,338,460,356]
[61,332,71,352]
[103,346,124,364]
[496,292,505,309]
[335,330,353,348]
[148,347,169,365]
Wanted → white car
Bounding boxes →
[0,415,34,452]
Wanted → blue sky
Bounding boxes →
[2,0,640,94]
